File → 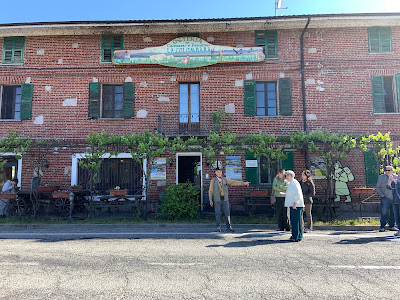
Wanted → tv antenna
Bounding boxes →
[275,0,288,16]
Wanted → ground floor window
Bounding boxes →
[77,158,143,194]
[259,156,279,185]
[0,155,19,188]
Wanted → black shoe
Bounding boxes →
[227,227,235,232]
[289,238,296,242]
[217,227,222,232]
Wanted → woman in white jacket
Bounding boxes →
[283,171,305,242]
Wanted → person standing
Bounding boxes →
[376,166,396,232]
[272,169,290,231]
[209,168,250,232]
[300,170,315,233]
[0,178,18,217]
[282,170,304,242]
[388,170,400,236]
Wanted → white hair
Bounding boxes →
[285,170,295,178]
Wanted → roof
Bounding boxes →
[1,13,400,37]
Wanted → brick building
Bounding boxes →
[0,13,399,210]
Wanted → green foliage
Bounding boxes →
[159,182,200,220]
[212,109,232,131]
[0,129,32,158]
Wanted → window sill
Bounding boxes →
[373,112,400,115]
[369,52,393,54]
[100,61,114,64]
[0,119,22,121]
[98,118,125,120]
[254,115,281,118]
[1,63,24,66]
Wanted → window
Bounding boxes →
[2,37,24,64]
[88,82,134,119]
[371,75,400,113]
[1,86,21,119]
[103,85,123,118]
[0,84,33,120]
[244,78,291,116]
[178,83,200,134]
[255,30,277,58]
[368,27,391,53]
[101,35,123,62]
[256,82,277,116]
[259,156,279,185]
[77,158,143,194]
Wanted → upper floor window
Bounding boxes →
[0,84,33,120]
[88,82,134,119]
[371,75,400,113]
[368,27,391,53]
[255,30,277,58]
[2,37,25,64]
[244,78,291,116]
[101,35,123,62]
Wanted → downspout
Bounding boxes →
[301,17,311,169]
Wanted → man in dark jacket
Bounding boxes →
[209,168,249,232]
[376,166,396,232]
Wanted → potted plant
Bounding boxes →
[109,186,128,196]
[250,189,269,196]
[353,187,375,195]
[52,190,70,198]
[0,192,18,199]
[69,185,83,191]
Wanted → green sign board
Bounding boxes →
[112,37,265,68]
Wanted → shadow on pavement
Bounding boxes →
[335,237,388,244]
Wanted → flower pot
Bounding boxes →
[250,190,269,196]
[1,193,17,199]
[109,189,128,196]
[353,187,375,195]
[52,192,70,198]
[38,185,60,192]
[69,186,83,191]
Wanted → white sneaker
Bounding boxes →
[395,231,400,236]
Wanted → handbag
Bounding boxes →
[270,193,276,205]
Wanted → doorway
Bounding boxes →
[176,153,203,210]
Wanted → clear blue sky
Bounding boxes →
[1,0,399,23]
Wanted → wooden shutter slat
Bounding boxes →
[244,80,256,116]
[20,84,33,120]
[278,78,292,116]
[371,75,385,113]
[123,82,135,119]
[88,82,100,119]
[380,27,392,52]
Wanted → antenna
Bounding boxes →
[275,0,288,16]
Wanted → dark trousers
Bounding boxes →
[214,198,231,229]
[276,197,290,230]
[393,203,400,227]
[290,207,303,241]
[380,197,395,229]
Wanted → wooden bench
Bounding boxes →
[243,194,274,216]
[87,195,145,218]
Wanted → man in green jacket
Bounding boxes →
[272,169,290,231]
[209,168,250,232]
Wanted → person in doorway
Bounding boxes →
[272,169,290,231]
[0,178,18,217]
[281,171,304,242]
[209,167,250,232]
[376,166,396,232]
[300,170,315,233]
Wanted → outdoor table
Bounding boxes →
[88,194,145,218]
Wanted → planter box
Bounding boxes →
[250,190,269,196]
[38,185,60,192]
[0,193,17,199]
[52,192,70,198]
[353,187,375,195]
[109,189,128,196]
[69,186,83,191]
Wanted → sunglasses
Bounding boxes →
[386,169,393,171]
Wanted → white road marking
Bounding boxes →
[329,265,400,270]
[0,262,40,266]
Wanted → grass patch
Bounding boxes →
[314,218,380,226]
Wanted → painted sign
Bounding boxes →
[112,37,265,68]
[225,156,242,180]
[150,157,167,180]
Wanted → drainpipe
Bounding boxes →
[301,17,311,169]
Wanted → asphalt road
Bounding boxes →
[0,225,398,300]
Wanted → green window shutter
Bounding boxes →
[123,82,135,119]
[177,33,200,37]
[368,27,391,53]
[88,83,100,119]
[244,79,256,116]
[281,152,294,171]
[279,78,292,116]
[364,151,379,187]
[397,75,400,111]
[255,30,277,58]
[245,153,258,186]
[20,84,33,120]
[102,35,123,62]
[371,75,385,113]
[2,37,25,64]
